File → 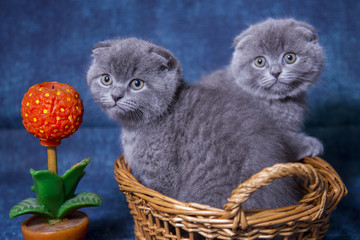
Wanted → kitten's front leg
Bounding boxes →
[289,132,324,160]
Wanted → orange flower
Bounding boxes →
[21,82,84,147]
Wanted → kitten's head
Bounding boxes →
[230,18,323,100]
[87,38,182,125]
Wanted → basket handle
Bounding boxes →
[223,162,326,231]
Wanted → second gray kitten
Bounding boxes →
[87,38,300,209]
[200,18,324,160]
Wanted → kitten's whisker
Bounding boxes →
[99,97,116,107]
[259,77,276,88]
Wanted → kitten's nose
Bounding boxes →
[271,65,282,79]
[271,71,282,78]
[111,94,123,102]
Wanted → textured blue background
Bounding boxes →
[0,0,359,239]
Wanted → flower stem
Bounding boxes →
[47,146,58,174]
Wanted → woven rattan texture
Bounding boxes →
[114,155,347,240]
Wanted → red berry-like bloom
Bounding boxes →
[21,82,84,147]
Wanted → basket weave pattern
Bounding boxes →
[114,155,347,239]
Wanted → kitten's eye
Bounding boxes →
[254,56,266,67]
[130,79,144,90]
[283,53,297,64]
[101,74,113,86]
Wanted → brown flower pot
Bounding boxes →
[21,211,89,240]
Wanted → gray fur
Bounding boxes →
[87,38,300,209]
[200,18,324,160]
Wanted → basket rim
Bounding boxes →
[114,154,347,235]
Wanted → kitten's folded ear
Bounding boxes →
[149,46,179,71]
[233,34,253,49]
[295,23,319,43]
[92,41,112,54]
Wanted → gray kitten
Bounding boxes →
[87,38,300,209]
[200,18,324,160]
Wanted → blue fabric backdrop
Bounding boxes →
[1,0,359,239]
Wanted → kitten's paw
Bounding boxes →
[297,136,324,159]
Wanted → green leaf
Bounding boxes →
[58,192,102,218]
[9,198,54,219]
[31,169,64,216]
[62,158,90,200]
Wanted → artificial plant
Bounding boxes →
[9,82,101,225]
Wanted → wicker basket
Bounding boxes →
[114,155,347,239]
